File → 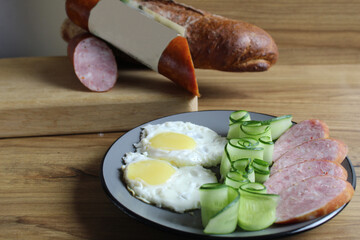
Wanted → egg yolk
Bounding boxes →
[127,160,176,185]
[149,132,196,151]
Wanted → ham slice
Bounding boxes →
[273,119,329,161]
[271,138,348,175]
[265,160,348,194]
[275,175,354,224]
[68,33,118,92]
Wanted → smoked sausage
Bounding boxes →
[65,0,199,96]
[275,175,354,224]
[273,119,330,161]
[68,33,118,92]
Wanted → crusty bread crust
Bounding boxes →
[137,0,278,71]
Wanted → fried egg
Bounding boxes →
[122,152,217,213]
[135,121,227,167]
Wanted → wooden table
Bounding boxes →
[0,63,359,240]
[1,0,360,238]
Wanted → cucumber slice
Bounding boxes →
[239,121,272,141]
[254,168,270,183]
[220,150,232,180]
[244,165,255,183]
[199,183,229,227]
[238,183,279,231]
[220,138,263,178]
[224,171,250,189]
[263,115,293,140]
[227,122,241,139]
[229,110,251,124]
[231,158,251,172]
[252,159,270,172]
[241,182,267,193]
[200,185,240,234]
[258,136,274,164]
[252,159,270,183]
[228,138,264,159]
[227,111,252,138]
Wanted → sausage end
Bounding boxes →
[158,36,199,96]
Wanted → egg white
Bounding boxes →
[135,121,227,167]
[122,152,218,213]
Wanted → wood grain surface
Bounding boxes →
[1,0,360,239]
[0,57,197,138]
[0,64,359,240]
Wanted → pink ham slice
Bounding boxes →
[272,119,329,162]
[68,33,118,92]
[275,175,354,224]
[270,138,348,175]
[265,160,348,194]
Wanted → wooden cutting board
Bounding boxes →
[0,57,197,138]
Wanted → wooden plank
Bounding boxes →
[0,64,359,239]
[0,57,197,138]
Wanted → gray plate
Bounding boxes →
[100,110,356,239]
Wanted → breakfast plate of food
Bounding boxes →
[100,110,356,238]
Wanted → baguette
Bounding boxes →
[63,0,278,72]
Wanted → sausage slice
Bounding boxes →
[271,138,348,175]
[275,175,354,224]
[273,119,330,161]
[265,160,348,194]
[68,33,118,92]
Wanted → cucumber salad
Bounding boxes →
[199,110,292,234]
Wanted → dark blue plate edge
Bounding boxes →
[99,110,357,239]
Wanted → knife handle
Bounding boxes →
[66,0,100,31]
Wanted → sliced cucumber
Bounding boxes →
[243,164,255,183]
[254,168,270,183]
[227,122,241,139]
[228,138,264,159]
[263,115,293,140]
[252,159,270,183]
[229,110,251,124]
[199,183,229,227]
[252,159,270,172]
[231,158,251,172]
[220,138,263,178]
[200,185,240,234]
[258,136,274,164]
[241,182,267,193]
[220,150,232,181]
[224,171,250,189]
[227,110,251,139]
[239,121,272,141]
[238,183,279,231]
